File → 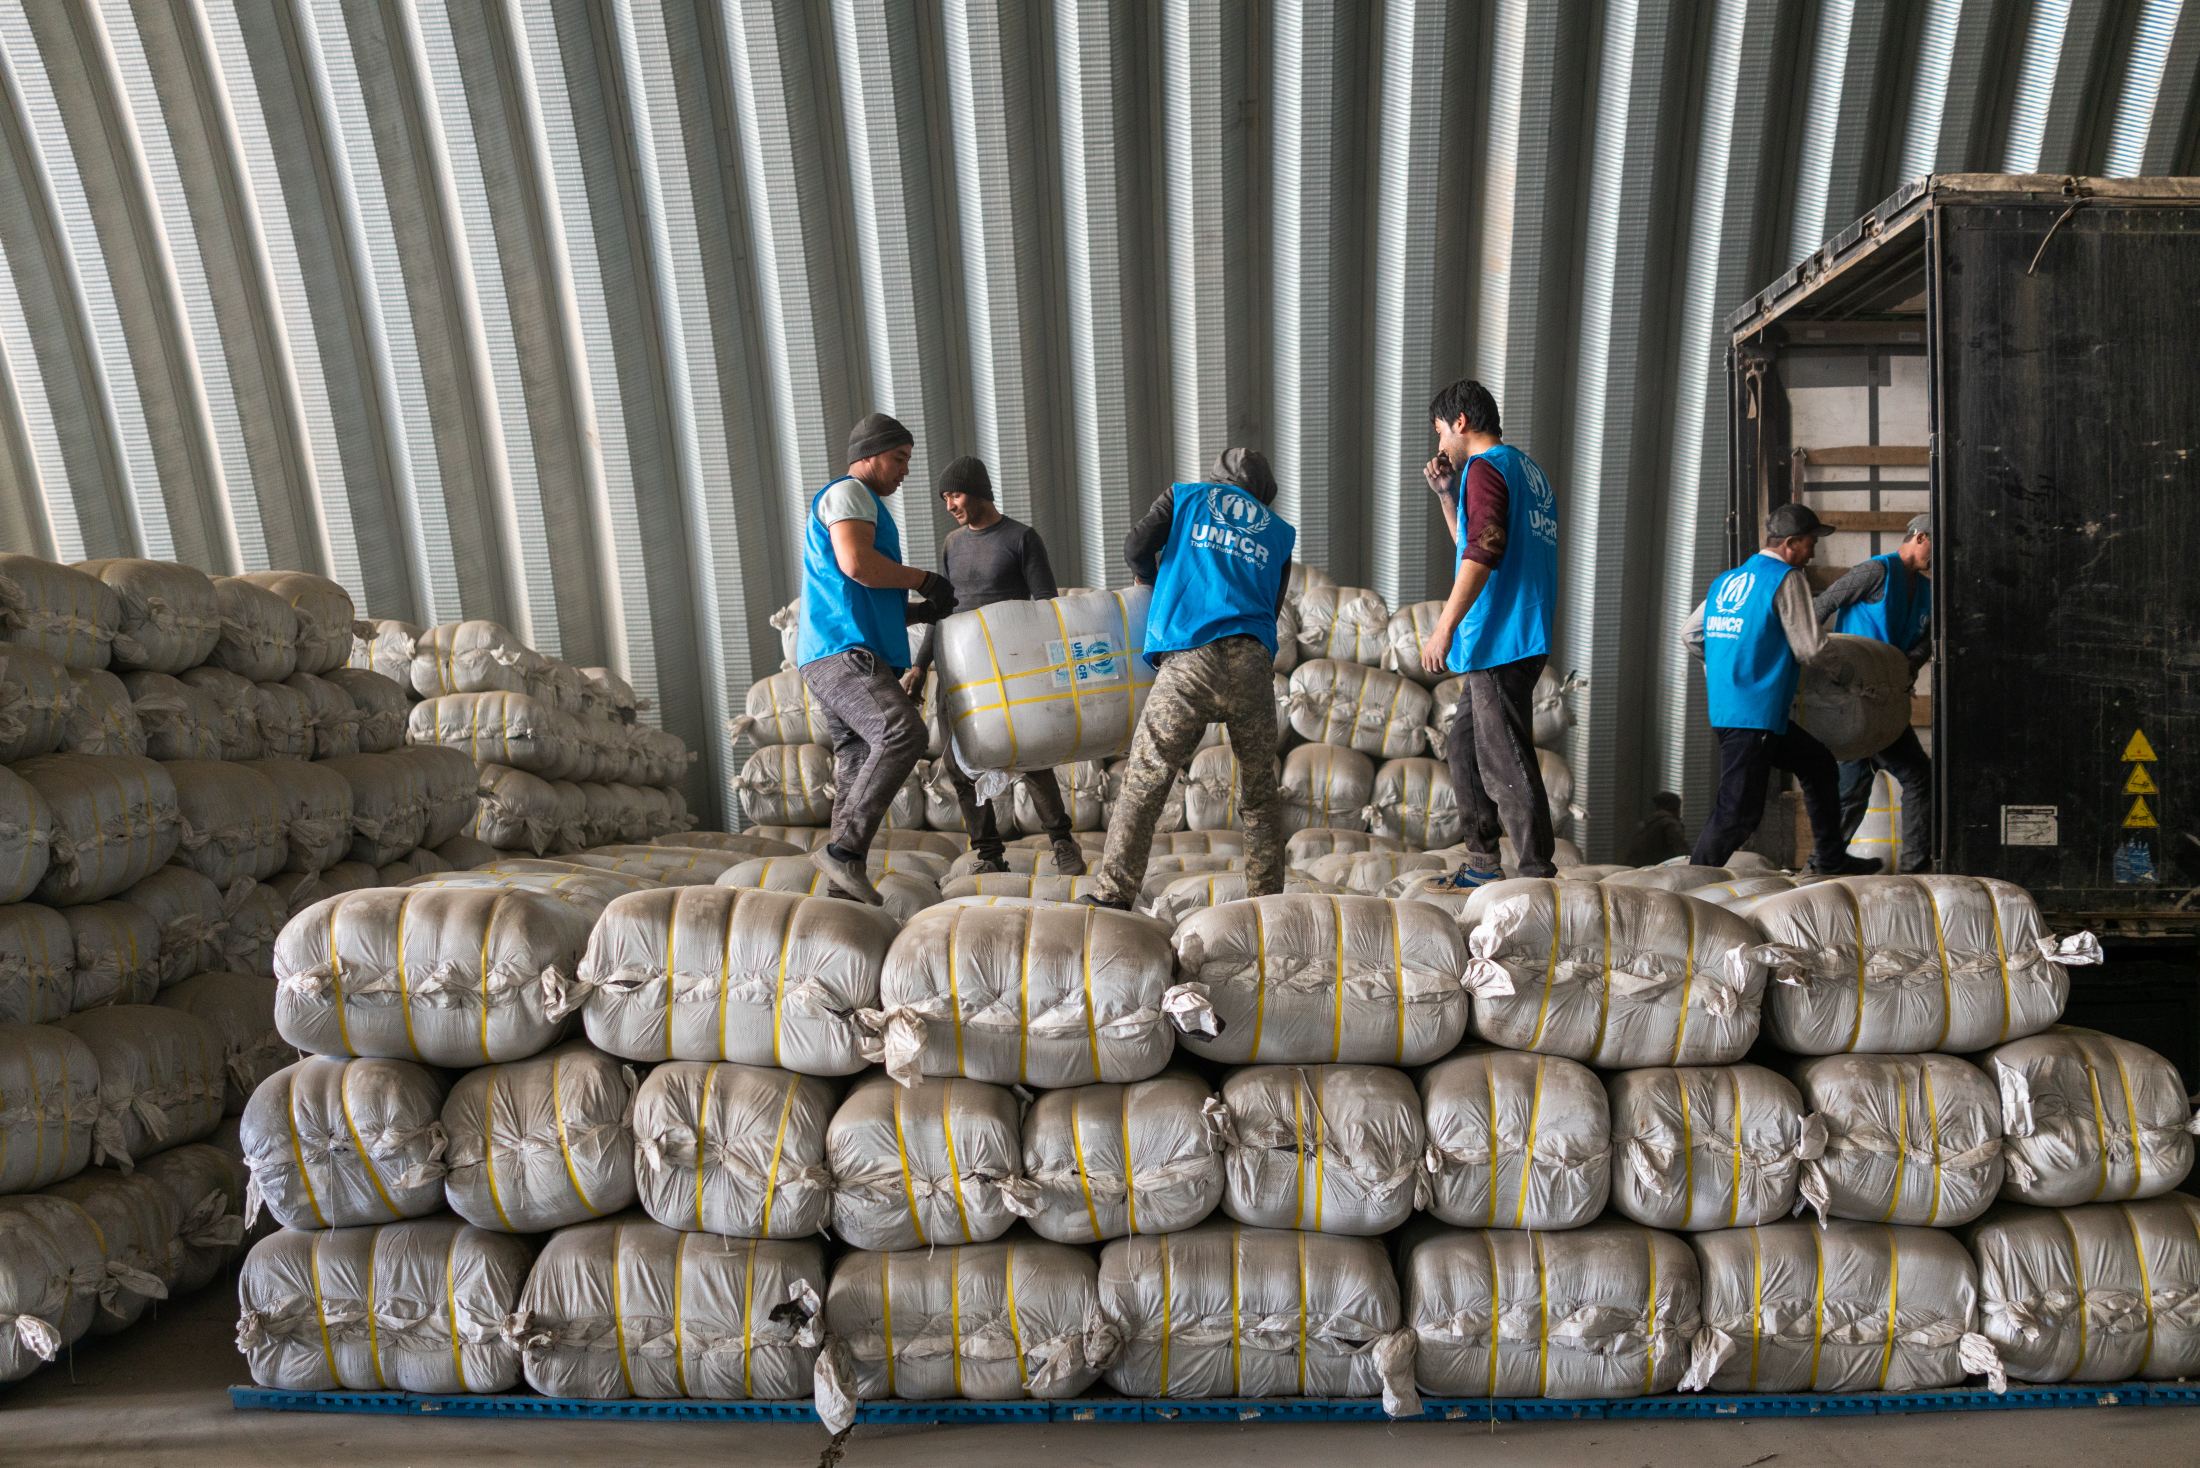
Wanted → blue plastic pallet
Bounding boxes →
[230,1381,2194,1425]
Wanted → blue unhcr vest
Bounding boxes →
[1448,443,1559,673]
[797,477,910,668]
[1834,551,1930,653]
[1703,551,1801,733]
[1142,481,1296,668]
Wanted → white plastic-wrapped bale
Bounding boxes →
[743,824,833,851]
[262,871,324,918]
[1285,827,1401,864]
[1984,1028,2196,1206]
[0,904,73,1022]
[178,670,260,760]
[736,744,835,827]
[408,692,572,777]
[249,678,313,759]
[822,1240,1107,1413]
[1531,666,1575,747]
[1601,864,1746,893]
[1420,1051,1611,1230]
[405,867,649,920]
[1365,757,1458,848]
[0,646,72,762]
[239,1055,448,1228]
[287,672,362,759]
[1380,600,1447,686]
[1286,562,1335,603]
[934,586,1154,772]
[164,760,289,886]
[154,971,282,1115]
[236,571,354,675]
[649,830,802,860]
[1021,1072,1221,1243]
[1540,748,1576,834]
[1846,768,1908,869]
[871,903,1183,1088]
[512,1219,823,1400]
[1272,602,1299,674]
[1406,1220,1699,1398]
[1459,879,1774,1067]
[442,1041,636,1233]
[44,1166,178,1331]
[471,763,572,854]
[1147,872,1342,927]
[1183,744,1255,831]
[208,577,299,681]
[1608,1065,1820,1230]
[243,758,355,875]
[1791,1053,2003,1227]
[1690,874,1798,909]
[1968,1195,2200,1383]
[121,671,224,760]
[1100,1224,1414,1410]
[838,846,951,885]
[1171,894,1468,1065]
[60,900,161,1008]
[824,1074,1031,1250]
[0,1023,97,1192]
[728,667,831,746]
[115,865,226,985]
[58,668,144,756]
[719,857,941,925]
[1293,585,1390,666]
[937,872,1106,906]
[0,1195,104,1379]
[1303,850,1448,896]
[236,1218,531,1391]
[578,886,894,1073]
[54,1004,223,1167]
[74,558,220,673]
[274,887,592,1066]
[1280,743,1375,834]
[1684,1221,2002,1393]
[325,667,410,753]
[625,1061,830,1238]
[567,844,746,885]
[408,619,546,698]
[1215,1064,1423,1235]
[136,1142,248,1294]
[319,753,430,864]
[349,618,421,685]
[0,555,121,669]
[1741,876,2089,1055]
[1286,659,1432,758]
[1793,633,1914,761]
[1014,760,1105,833]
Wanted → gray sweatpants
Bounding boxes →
[799,648,927,858]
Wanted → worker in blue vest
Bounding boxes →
[1087,449,1295,909]
[1684,501,1880,874]
[1418,379,1558,888]
[796,412,956,905]
[1815,512,1933,871]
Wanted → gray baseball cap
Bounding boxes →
[1907,512,1932,537]
[1766,502,1829,540]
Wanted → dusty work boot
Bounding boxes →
[1808,853,1883,877]
[1050,837,1088,876]
[812,845,884,906]
[967,854,1010,875]
[1076,893,1133,912]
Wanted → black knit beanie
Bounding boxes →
[937,456,994,501]
[846,412,914,466]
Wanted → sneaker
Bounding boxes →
[1050,838,1088,877]
[1426,862,1504,893]
[968,855,1010,875]
[812,847,884,906]
[1075,893,1134,912]
[1808,853,1884,877]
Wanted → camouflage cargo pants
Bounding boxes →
[1096,634,1284,904]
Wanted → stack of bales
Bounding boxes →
[386,619,696,858]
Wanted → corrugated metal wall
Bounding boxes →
[1,0,2195,845]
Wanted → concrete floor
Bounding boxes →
[10,1285,2200,1468]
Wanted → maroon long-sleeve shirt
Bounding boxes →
[1441,457,1509,567]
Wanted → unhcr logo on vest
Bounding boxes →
[1705,569,1756,636]
[1193,484,1277,565]
[1523,459,1558,545]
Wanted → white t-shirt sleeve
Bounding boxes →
[816,479,879,528]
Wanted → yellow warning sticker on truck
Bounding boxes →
[2124,795,2159,829]
[2125,766,2159,795]
[2123,730,2158,762]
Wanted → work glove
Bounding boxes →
[916,570,956,609]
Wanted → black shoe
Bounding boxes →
[969,855,1010,875]
[1808,853,1883,877]
[1050,838,1088,877]
[1075,894,1133,912]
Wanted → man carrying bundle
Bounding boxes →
[1085,449,1295,910]
[906,455,1086,877]
[1684,501,1880,875]
[1814,512,1933,872]
[796,412,956,904]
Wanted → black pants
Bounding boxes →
[1839,727,1932,873]
[1691,724,1848,870]
[1445,653,1556,878]
[946,740,1071,862]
